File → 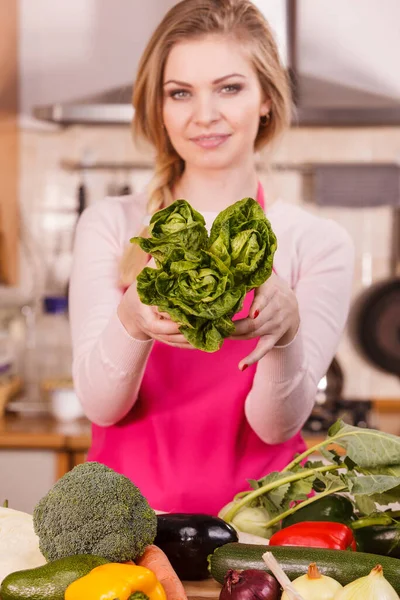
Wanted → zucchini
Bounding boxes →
[0,554,108,600]
[208,542,400,594]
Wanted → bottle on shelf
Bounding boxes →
[37,295,73,388]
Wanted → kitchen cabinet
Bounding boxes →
[0,449,55,514]
[0,0,19,286]
[0,414,90,513]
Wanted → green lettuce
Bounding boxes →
[130,199,208,267]
[131,198,277,351]
[136,248,246,352]
[209,197,277,289]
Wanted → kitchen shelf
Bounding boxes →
[60,159,154,172]
[60,158,312,173]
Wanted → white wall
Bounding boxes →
[19,0,290,119]
[251,0,288,67]
[19,0,176,116]
[298,0,400,97]
[20,0,400,118]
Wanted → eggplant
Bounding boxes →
[154,513,239,580]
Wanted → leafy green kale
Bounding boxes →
[131,198,277,352]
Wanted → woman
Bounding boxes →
[69,0,354,514]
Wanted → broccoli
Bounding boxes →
[33,461,157,562]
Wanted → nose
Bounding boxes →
[192,92,219,126]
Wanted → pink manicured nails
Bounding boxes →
[253,310,259,319]
[241,363,249,371]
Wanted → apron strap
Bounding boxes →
[256,181,265,210]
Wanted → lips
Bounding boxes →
[190,134,231,149]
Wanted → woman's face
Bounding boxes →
[162,35,271,171]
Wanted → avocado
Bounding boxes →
[0,554,108,600]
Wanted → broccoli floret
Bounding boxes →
[33,462,157,562]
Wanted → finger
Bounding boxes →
[157,311,172,320]
[149,319,182,335]
[157,336,196,349]
[231,317,259,338]
[238,335,277,370]
[231,312,275,338]
[156,333,190,345]
[249,284,276,319]
[163,341,196,349]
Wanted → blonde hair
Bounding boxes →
[120,0,292,287]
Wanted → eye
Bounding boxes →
[168,89,191,100]
[220,83,243,94]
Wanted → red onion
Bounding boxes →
[219,569,280,600]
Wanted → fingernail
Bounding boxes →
[241,363,249,371]
[253,310,259,319]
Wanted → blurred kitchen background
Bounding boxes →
[1,0,400,512]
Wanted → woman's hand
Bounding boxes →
[117,259,194,349]
[118,282,194,348]
[230,272,300,370]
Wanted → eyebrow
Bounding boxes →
[163,73,246,87]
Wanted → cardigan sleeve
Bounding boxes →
[69,199,153,427]
[244,218,355,445]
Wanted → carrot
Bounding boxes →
[137,544,188,600]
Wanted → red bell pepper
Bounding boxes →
[269,521,357,551]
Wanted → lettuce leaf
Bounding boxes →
[136,247,246,351]
[132,198,276,351]
[209,197,277,290]
[130,200,208,267]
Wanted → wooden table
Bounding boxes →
[184,579,221,600]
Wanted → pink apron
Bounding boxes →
[88,185,306,514]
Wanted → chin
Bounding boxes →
[187,148,242,171]
[196,157,233,170]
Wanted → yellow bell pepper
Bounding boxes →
[65,563,167,600]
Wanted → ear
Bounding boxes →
[260,97,272,117]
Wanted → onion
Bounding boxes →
[333,565,398,600]
[219,569,280,600]
[281,563,342,600]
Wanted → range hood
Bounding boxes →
[32,0,400,127]
[33,85,134,125]
[32,75,400,127]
